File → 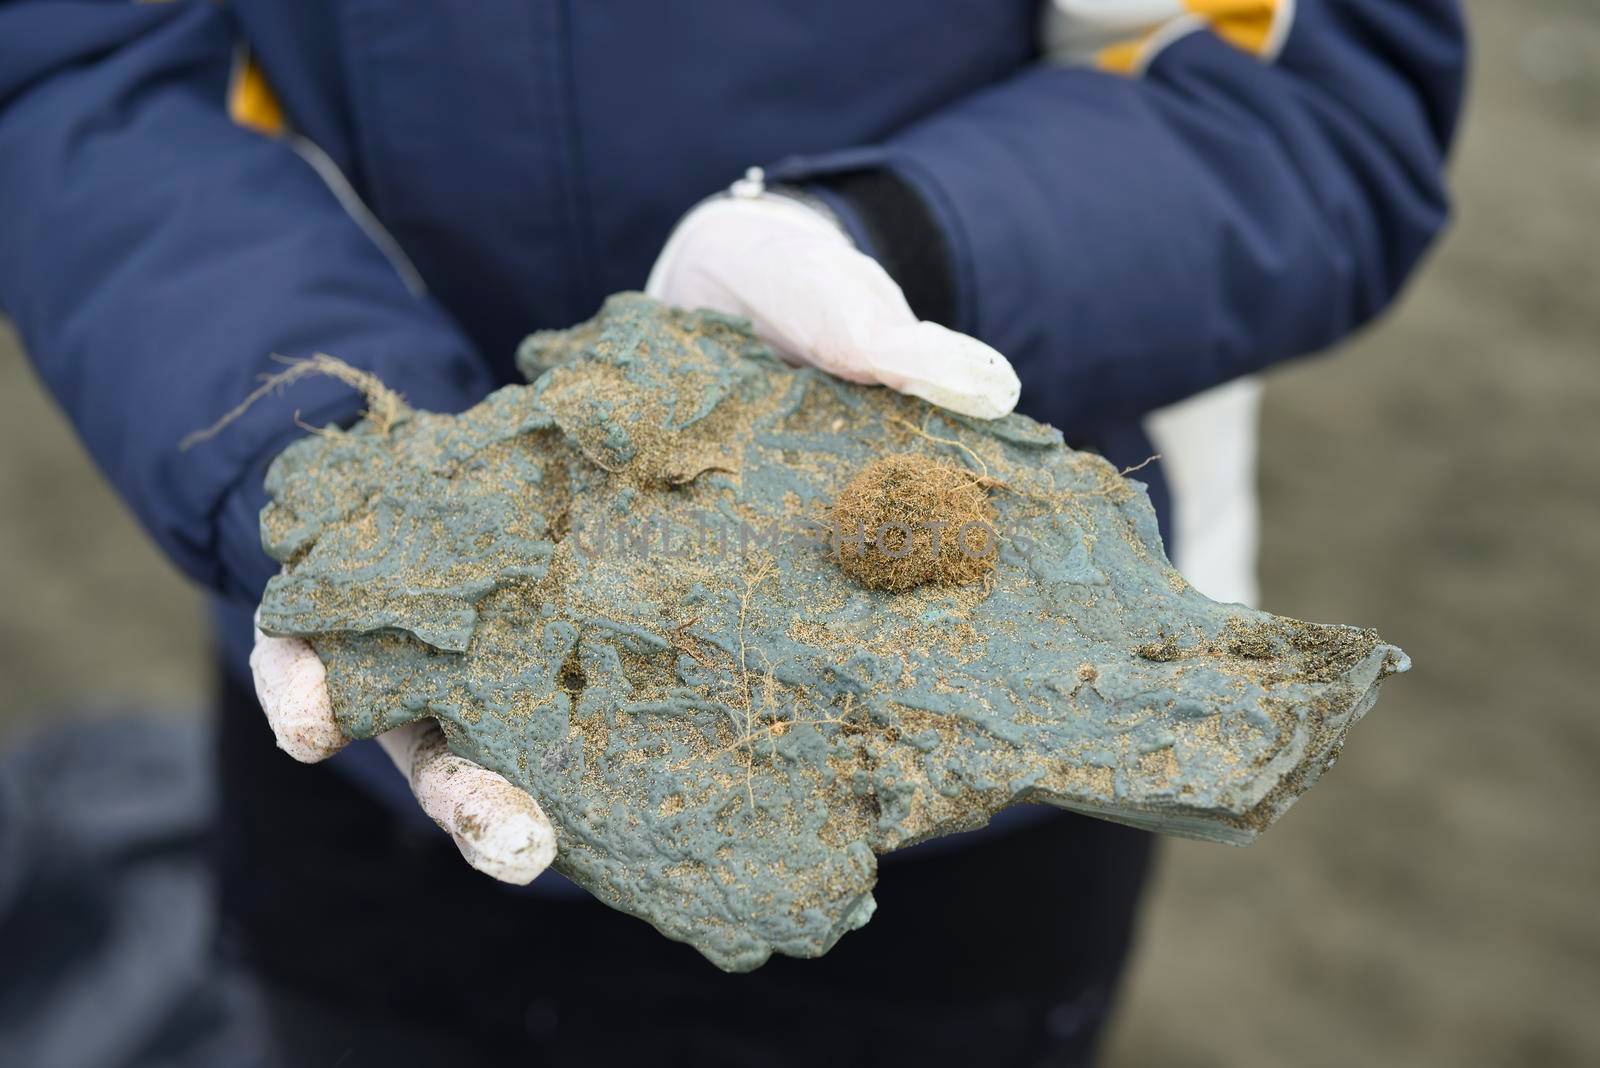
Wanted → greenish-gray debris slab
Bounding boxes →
[257,293,1409,972]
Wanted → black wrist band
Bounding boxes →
[815,169,958,329]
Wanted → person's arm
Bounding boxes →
[0,0,494,604]
[768,0,1467,432]
[0,2,552,881]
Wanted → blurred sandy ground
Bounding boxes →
[0,1,1595,1062]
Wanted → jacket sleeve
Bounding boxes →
[772,0,1467,434]
[0,0,495,603]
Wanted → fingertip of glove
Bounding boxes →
[869,322,1022,420]
[454,802,558,885]
[271,723,347,764]
[979,361,1023,420]
[251,630,346,762]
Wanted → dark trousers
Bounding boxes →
[215,669,1154,1067]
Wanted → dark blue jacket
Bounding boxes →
[1,0,1463,712]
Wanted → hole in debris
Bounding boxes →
[557,650,587,702]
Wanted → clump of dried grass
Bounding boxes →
[829,453,996,592]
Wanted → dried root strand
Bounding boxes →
[180,353,409,450]
[886,411,990,478]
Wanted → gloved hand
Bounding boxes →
[250,620,557,883]
[646,168,1021,421]
[248,172,1018,884]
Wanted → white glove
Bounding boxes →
[646,168,1021,421]
[250,621,557,884]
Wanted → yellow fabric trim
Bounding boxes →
[1096,35,1151,76]
[1184,0,1270,16]
[1187,0,1277,56]
[228,54,285,137]
[1092,0,1283,75]
[1212,12,1274,56]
